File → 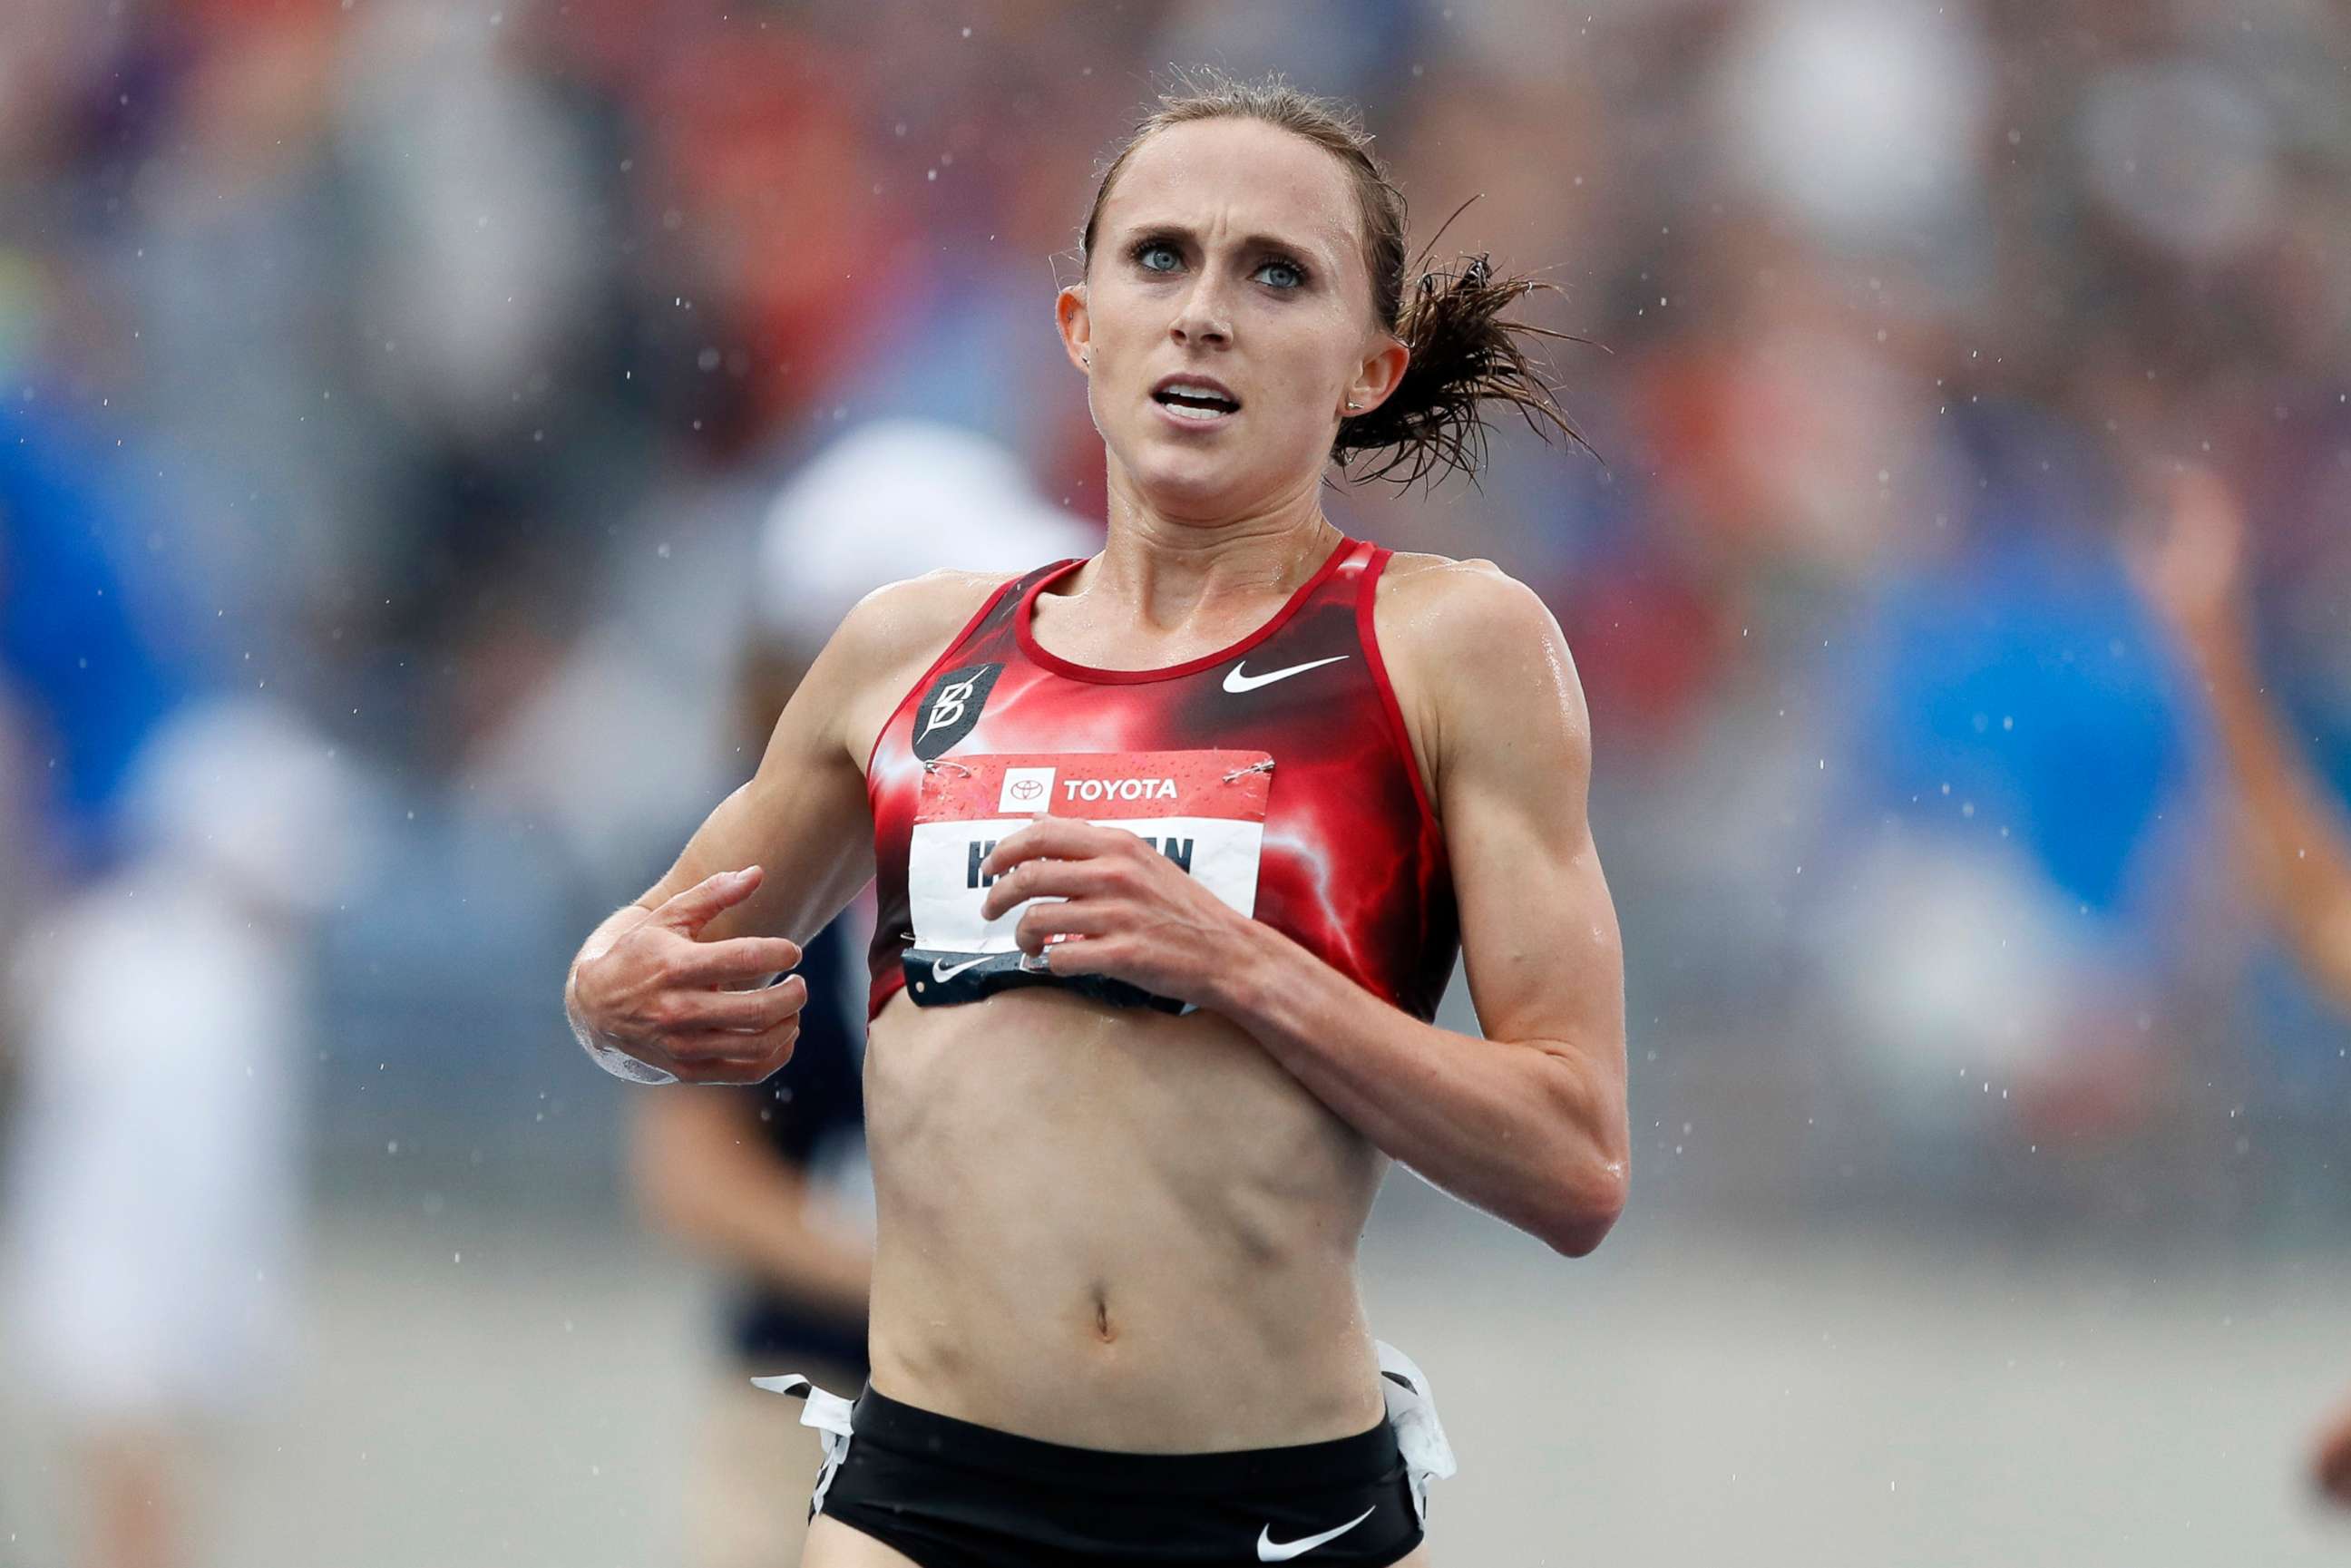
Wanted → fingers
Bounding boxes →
[980,824,1161,920]
[650,865,765,936]
[980,856,1115,920]
[642,1013,804,1086]
[1024,933,1124,979]
[597,1036,764,1087]
[678,1020,803,1084]
[979,818,1122,880]
[670,1031,801,1085]
[669,934,803,987]
[1015,899,1115,954]
[669,973,808,1033]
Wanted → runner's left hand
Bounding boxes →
[978,817,1257,1008]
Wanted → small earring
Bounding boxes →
[1081,354,1091,367]
[1346,401,1361,411]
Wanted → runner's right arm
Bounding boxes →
[564,570,1003,1084]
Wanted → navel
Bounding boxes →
[1092,1288,1117,1343]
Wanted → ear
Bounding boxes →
[1056,285,1091,374]
[1340,332,1410,419]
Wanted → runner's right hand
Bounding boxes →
[566,866,807,1086]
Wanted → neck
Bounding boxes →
[1080,463,1345,630]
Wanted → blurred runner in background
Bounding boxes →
[2129,464,2351,1507]
[2,698,355,1568]
[627,421,1095,1568]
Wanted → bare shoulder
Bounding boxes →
[832,568,1023,667]
[821,567,1032,771]
[1371,550,1587,800]
[1373,550,1574,679]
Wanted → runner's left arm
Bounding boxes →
[1204,561,1628,1255]
[970,560,1630,1253]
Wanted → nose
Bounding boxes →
[1168,273,1232,350]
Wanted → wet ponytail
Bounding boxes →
[1334,251,1582,487]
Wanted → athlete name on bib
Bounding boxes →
[903,750,1274,1012]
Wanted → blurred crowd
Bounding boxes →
[8,0,2351,1560]
[4,0,2349,1309]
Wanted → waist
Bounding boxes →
[848,1378,1402,1497]
[863,1251,1385,1448]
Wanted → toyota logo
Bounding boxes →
[1008,778,1045,802]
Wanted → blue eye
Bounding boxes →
[1135,241,1181,273]
[1255,258,1305,289]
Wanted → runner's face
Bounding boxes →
[1062,119,1400,521]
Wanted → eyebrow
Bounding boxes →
[1118,220,1332,269]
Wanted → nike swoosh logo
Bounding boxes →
[1257,1505,1376,1562]
[931,954,990,982]
[1223,655,1349,694]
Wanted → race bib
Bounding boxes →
[903,750,1274,1012]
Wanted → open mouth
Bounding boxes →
[1151,377,1241,423]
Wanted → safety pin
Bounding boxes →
[1221,758,1275,783]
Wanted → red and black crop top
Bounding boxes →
[862,534,1458,1024]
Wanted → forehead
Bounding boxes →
[1099,117,1362,267]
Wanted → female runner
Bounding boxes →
[565,73,1631,1568]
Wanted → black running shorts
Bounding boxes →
[761,1374,1439,1568]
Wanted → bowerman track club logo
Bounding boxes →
[912,663,1004,760]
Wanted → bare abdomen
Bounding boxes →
[860,986,1390,1451]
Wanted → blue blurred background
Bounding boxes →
[2,2,2347,1564]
